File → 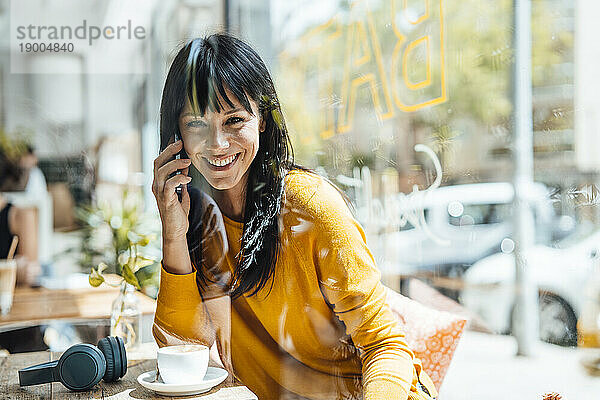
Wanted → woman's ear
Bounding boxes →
[259,115,266,133]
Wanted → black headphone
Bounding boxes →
[18,336,127,392]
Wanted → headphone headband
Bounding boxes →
[18,360,59,387]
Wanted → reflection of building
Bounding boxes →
[438,0,576,185]
[532,0,600,222]
[474,0,583,220]
[265,0,594,222]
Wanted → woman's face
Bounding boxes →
[179,87,264,192]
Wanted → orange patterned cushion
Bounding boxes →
[385,286,467,391]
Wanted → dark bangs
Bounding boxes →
[185,36,270,118]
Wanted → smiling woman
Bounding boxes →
[157,34,297,300]
[151,33,438,400]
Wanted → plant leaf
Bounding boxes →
[133,256,155,272]
[89,267,105,287]
[97,262,108,273]
[122,264,141,289]
[117,251,130,267]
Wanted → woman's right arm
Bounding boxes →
[151,139,232,378]
[151,139,215,347]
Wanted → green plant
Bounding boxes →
[88,230,157,290]
[76,188,161,296]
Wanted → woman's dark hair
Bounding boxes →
[159,33,306,299]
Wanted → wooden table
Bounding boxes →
[0,343,258,399]
[0,281,157,332]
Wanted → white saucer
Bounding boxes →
[137,367,229,396]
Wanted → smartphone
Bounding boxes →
[169,131,188,202]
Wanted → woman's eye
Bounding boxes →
[227,117,244,125]
[186,120,206,128]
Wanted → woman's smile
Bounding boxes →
[203,152,242,171]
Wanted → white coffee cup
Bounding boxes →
[157,344,209,384]
[0,259,17,315]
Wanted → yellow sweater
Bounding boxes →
[153,169,437,400]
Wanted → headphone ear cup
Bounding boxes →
[108,336,124,379]
[57,344,105,391]
[97,336,127,381]
[115,336,127,377]
[97,337,116,382]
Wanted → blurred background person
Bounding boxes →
[0,147,41,287]
[20,144,48,199]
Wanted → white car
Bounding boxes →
[374,182,572,300]
[460,224,600,346]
